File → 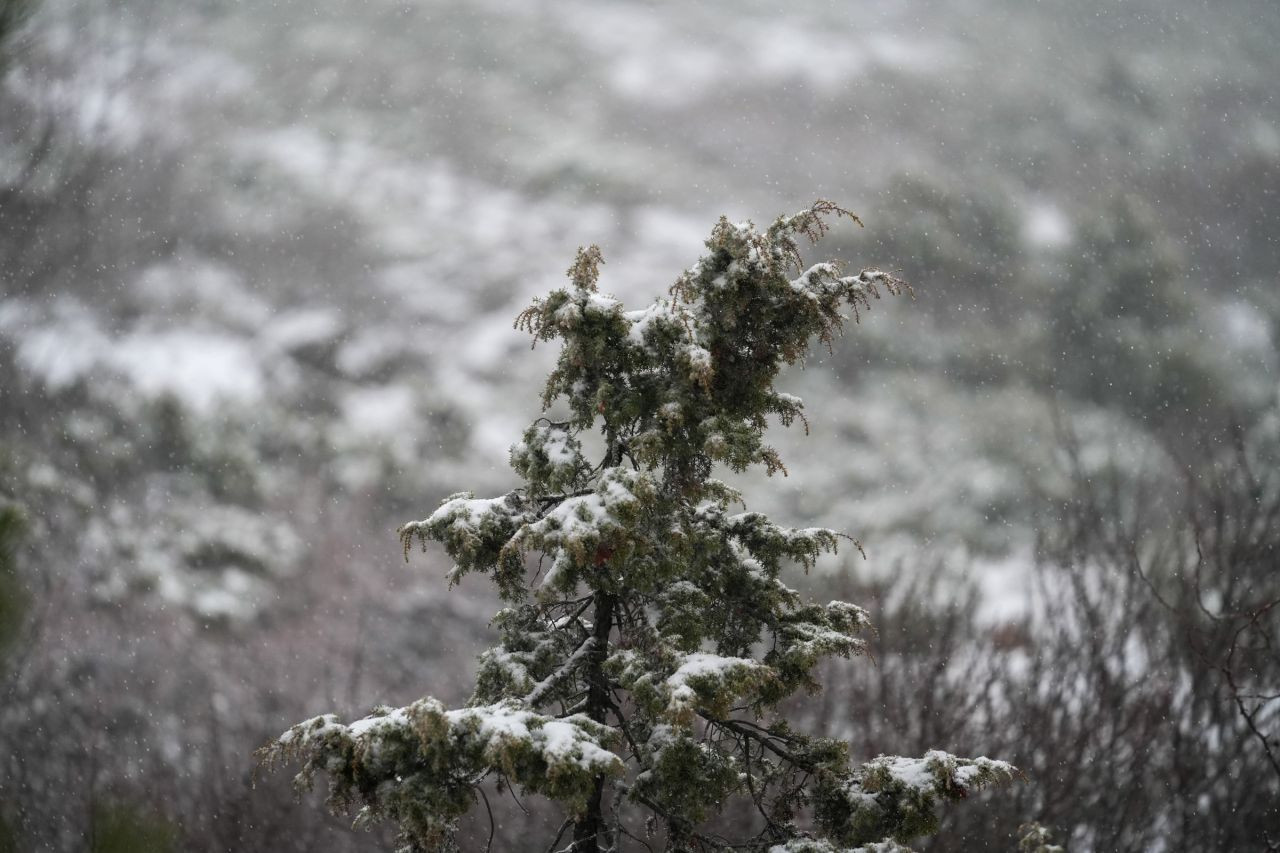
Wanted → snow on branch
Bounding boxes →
[259,697,623,851]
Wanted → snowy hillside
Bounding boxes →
[1,0,1277,849]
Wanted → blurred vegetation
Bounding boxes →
[0,0,1276,848]
[0,0,31,57]
[1043,195,1224,421]
[0,455,24,853]
[788,420,1280,850]
[0,502,25,659]
[91,803,178,853]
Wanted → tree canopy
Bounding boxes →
[261,202,1014,852]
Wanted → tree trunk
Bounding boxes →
[572,590,615,853]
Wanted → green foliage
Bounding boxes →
[1044,195,1228,419]
[1017,822,1066,853]
[862,175,1021,315]
[90,802,177,853]
[0,502,27,659]
[813,752,1018,847]
[0,811,15,853]
[263,203,1011,852]
[264,699,623,849]
[0,458,29,850]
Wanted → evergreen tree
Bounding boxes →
[261,202,1015,852]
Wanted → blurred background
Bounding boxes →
[1,0,1277,849]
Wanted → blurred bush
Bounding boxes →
[90,803,177,853]
[787,418,1280,850]
[0,501,25,658]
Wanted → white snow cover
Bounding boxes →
[513,423,581,468]
[290,700,622,775]
[584,292,622,314]
[540,489,620,538]
[16,320,265,412]
[263,307,344,353]
[768,841,910,853]
[668,652,761,685]
[524,636,596,705]
[860,750,1016,793]
[520,468,645,588]
[426,494,520,529]
[542,430,579,466]
[666,652,769,709]
[346,707,412,738]
[623,300,683,347]
[340,384,417,440]
[682,344,713,376]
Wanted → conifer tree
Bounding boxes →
[261,202,1015,852]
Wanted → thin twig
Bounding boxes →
[478,785,496,853]
[543,818,573,853]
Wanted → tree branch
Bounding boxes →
[525,635,597,707]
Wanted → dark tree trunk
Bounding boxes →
[572,590,615,853]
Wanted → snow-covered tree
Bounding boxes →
[261,202,1015,852]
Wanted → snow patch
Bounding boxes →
[341,385,417,440]
[1023,202,1071,248]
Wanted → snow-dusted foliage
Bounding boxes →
[261,203,1013,852]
